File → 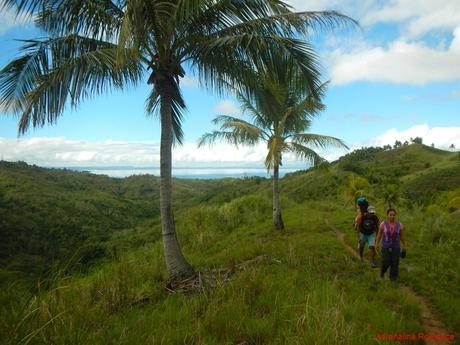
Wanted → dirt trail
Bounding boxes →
[334,228,454,345]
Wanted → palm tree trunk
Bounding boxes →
[272,163,284,230]
[159,91,195,281]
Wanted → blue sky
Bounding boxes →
[0,0,459,169]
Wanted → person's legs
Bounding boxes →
[369,246,377,267]
[381,248,391,278]
[389,248,401,281]
[359,234,365,261]
[367,233,377,267]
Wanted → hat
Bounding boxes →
[356,196,367,204]
[368,205,376,214]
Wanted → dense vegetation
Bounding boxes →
[0,143,459,344]
[0,161,266,276]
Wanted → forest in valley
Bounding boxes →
[1,143,459,344]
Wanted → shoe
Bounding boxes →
[371,262,378,268]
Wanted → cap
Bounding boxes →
[368,205,376,214]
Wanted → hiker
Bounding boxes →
[376,208,407,281]
[355,196,367,216]
[355,202,379,268]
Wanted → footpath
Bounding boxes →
[333,226,454,345]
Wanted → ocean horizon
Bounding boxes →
[69,165,307,179]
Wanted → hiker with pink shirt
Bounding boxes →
[376,208,407,281]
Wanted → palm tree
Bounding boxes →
[343,175,372,206]
[0,1,355,280]
[383,183,399,208]
[199,54,348,230]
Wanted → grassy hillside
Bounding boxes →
[0,161,267,276]
[0,144,459,344]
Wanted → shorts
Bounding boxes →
[360,232,376,247]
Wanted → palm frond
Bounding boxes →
[291,133,349,150]
[35,0,124,41]
[179,1,355,97]
[284,82,327,119]
[192,35,321,102]
[287,142,325,166]
[211,115,264,143]
[265,135,287,171]
[184,1,356,43]
[198,129,260,148]
[234,92,274,134]
[145,79,186,146]
[0,0,46,17]
[118,0,176,52]
[278,95,322,134]
[0,35,143,134]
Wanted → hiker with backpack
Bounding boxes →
[376,208,407,281]
[355,198,379,268]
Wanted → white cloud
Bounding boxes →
[352,124,460,150]
[402,88,460,102]
[0,7,30,35]
[0,137,268,166]
[450,89,460,99]
[288,0,460,38]
[213,100,241,115]
[0,136,348,168]
[0,137,160,166]
[330,26,460,85]
[7,126,456,172]
[362,0,460,38]
[287,0,460,86]
[181,76,198,87]
[0,8,18,35]
[286,0,377,21]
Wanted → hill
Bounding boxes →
[0,144,459,344]
[0,161,267,276]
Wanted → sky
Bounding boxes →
[0,0,459,170]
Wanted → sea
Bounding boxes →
[70,166,307,179]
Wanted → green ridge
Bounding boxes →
[1,144,459,344]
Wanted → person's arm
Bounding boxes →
[355,216,360,242]
[375,224,383,249]
[399,224,407,250]
[374,215,380,234]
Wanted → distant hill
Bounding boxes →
[336,144,457,178]
[1,144,459,344]
[281,144,458,204]
[0,144,458,275]
[0,144,460,272]
[0,161,267,275]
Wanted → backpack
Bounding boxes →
[360,212,376,235]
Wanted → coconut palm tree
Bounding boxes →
[343,175,372,206]
[0,1,355,280]
[199,54,348,229]
[383,183,399,208]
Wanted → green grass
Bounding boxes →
[333,202,460,340]
[1,145,459,344]
[0,201,433,345]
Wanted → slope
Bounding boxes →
[0,144,459,344]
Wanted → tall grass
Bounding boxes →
[1,199,434,345]
[334,199,460,340]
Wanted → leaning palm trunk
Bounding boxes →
[272,163,284,230]
[159,90,195,280]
